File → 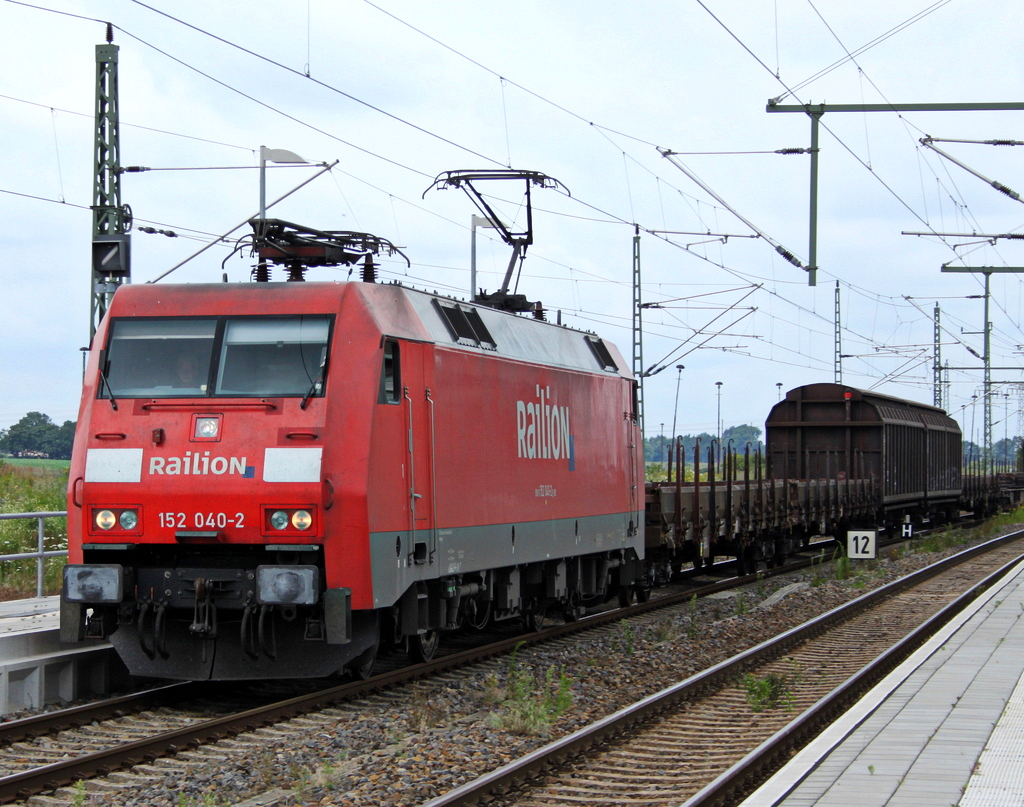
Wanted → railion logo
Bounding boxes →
[516,385,575,469]
[149,452,255,477]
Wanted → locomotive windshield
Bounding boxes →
[100,316,332,398]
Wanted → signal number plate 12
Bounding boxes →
[846,530,876,559]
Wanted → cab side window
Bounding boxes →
[380,340,401,404]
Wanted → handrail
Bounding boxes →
[0,511,68,598]
[139,401,277,410]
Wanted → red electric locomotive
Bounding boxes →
[60,225,644,680]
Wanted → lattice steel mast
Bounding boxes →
[91,24,131,341]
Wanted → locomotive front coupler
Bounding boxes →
[189,576,217,638]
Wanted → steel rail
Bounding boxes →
[0,529,967,802]
[0,537,842,803]
[0,683,192,746]
[418,529,1024,807]
[683,546,1024,807]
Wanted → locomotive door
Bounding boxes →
[403,343,436,566]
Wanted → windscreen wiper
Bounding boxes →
[300,361,327,411]
[98,365,119,411]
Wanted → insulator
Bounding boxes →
[361,253,377,283]
[775,245,803,267]
[775,148,808,155]
[993,182,1021,200]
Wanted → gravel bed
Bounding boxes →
[24,524,1023,807]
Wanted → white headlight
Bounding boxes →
[194,416,220,439]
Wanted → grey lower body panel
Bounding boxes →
[368,511,642,609]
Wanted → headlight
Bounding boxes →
[194,416,220,440]
[92,507,140,534]
[263,507,316,535]
[256,565,319,605]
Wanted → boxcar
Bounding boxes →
[765,383,962,525]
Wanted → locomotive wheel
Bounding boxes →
[618,585,635,607]
[635,583,651,604]
[350,641,378,680]
[523,605,546,632]
[408,630,439,663]
[562,593,585,622]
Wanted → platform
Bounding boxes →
[741,557,1024,806]
[0,596,119,715]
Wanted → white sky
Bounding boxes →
[3,0,1023,448]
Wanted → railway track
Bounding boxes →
[0,538,845,804]
[419,530,1024,807]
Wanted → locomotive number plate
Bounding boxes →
[158,512,246,529]
[846,530,876,559]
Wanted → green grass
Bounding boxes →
[742,672,793,712]
[488,644,574,736]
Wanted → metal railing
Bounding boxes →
[0,511,68,598]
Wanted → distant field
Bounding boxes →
[1,458,70,474]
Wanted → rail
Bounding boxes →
[0,511,68,598]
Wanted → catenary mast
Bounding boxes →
[91,24,130,342]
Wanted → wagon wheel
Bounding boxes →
[407,630,440,663]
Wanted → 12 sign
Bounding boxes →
[847,530,877,560]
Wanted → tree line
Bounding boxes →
[644,424,764,463]
[0,412,75,460]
